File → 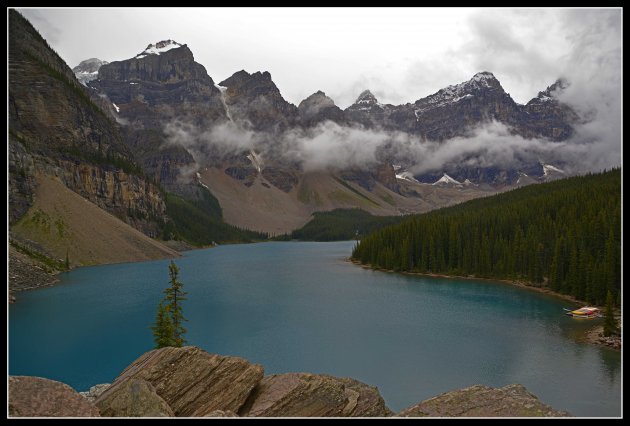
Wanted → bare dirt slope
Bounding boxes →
[11,174,179,267]
[200,167,495,235]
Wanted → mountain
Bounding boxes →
[8,10,164,236]
[342,72,578,186]
[87,39,227,196]
[72,58,108,86]
[72,36,580,234]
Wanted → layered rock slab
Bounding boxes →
[239,372,392,417]
[99,346,263,416]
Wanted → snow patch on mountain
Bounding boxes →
[414,72,497,116]
[432,173,463,187]
[135,40,183,59]
[247,150,264,173]
[542,163,565,177]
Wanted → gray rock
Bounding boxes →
[105,346,264,416]
[95,378,173,417]
[79,383,111,403]
[397,384,570,417]
[239,372,392,417]
[9,376,100,417]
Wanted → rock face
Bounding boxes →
[102,346,264,416]
[396,384,570,417]
[345,90,395,129]
[298,91,346,126]
[239,373,392,417]
[8,10,165,235]
[219,70,300,132]
[88,39,226,194]
[522,78,579,141]
[9,376,100,417]
[95,378,173,417]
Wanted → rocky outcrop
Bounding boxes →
[10,346,569,417]
[219,70,300,132]
[95,378,173,417]
[102,346,264,416]
[239,372,391,417]
[396,384,570,417]
[9,376,100,417]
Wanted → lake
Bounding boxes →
[9,241,621,416]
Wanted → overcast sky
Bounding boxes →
[17,7,622,110]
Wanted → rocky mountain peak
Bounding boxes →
[355,90,378,105]
[135,40,183,59]
[299,91,336,109]
[531,78,570,104]
[72,58,109,86]
[298,91,344,125]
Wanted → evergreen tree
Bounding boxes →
[603,290,618,337]
[351,169,621,302]
[163,261,188,347]
[152,302,176,348]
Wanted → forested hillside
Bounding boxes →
[352,169,621,305]
[286,209,406,241]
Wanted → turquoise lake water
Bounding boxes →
[9,241,621,416]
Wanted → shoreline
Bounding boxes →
[348,259,621,352]
[348,259,588,305]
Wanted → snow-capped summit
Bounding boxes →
[413,71,503,118]
[135,40,183,59]
[346,90,385,112]
[72,58,108,86]
[432,173,463,187]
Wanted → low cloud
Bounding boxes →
[164,117,603,180]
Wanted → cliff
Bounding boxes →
[8,10,165,236]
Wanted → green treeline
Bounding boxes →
[287,208,406,241]
[352,169,621,305]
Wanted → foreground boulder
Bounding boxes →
[99,346,263,416]
[95,378,173,417]
[239,373,392,417]
[397,384,570,417]
[9,376,100,417]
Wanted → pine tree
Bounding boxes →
[163,261,188,347]
[603,290,618,337]
[152,302,176,348]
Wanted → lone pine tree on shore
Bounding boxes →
[152,261,188,348]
